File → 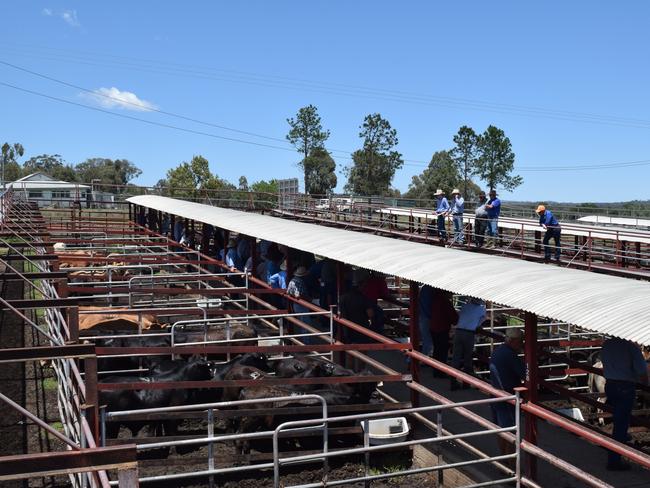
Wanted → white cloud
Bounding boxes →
[61,9,80,27]
[83,87,158,112]
[41,8,53,16]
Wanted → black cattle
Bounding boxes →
[100,357,214,444]
[93,334,171,375]
[212,353,271,379]
[234,385,321,454]
[272,355,331,382]
[221,365,268,402]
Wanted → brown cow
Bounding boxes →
[79,307,159,332]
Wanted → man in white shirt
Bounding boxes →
[450,297,486,390]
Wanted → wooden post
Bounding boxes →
[524,312,538,480]
[117,465,139,487]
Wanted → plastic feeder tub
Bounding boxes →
[360,417,410,445]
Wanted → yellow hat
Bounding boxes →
[536,205,546,214]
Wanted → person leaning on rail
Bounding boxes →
[434,189,450,242]
[449,188,465,245]
[601,337,649,471]
[450,297,486,390]
[536,204,562,263]
[484,189,501,248]
[489,327,525,460]
[473,190,488,248]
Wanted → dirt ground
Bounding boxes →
[0,262,69,487]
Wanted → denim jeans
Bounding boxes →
[452,328,475,373]
[437,215,447,240]
[487,218,499,238]
[452,214,464,244]
[418,316,433,356]
[543,228,561,260]
[474,218,487,247]
[605,380,636,466]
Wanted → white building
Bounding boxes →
[9,173,91,208]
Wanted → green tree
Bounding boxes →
[345,113,403,196]
[303,147,337,195]
[450,126,479,197]
[286,105,330,193]
[76,158,141,189]
[23,154,78,182]
[250,179,279,194]
[475,126,522,192]
[1,142,24,186]
[165,155,230,198]
[405,150,459,201]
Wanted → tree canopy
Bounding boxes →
[450,126,479,197]
[23,154,77,182]
[1,142,24,185]
[75,158,142,190]
[475,125,522,192]
[405,150,481,202]
[160,155,232,198]
[345,113,403,196]
[303,147,337,195]
[286,105,330,193]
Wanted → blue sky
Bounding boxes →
[2,1,650,202]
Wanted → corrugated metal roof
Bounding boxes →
[378,207,650,244]
[129,195,650,345]
[578,215,650,228]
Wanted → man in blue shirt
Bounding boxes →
[601,337,649,470]
[450,189,465,245]
[490,328,525,458]
[220,238,243,270]
[485,189,501,248]
[490,328,525,421]
[434,189,450,241]
[450,298,486,390]
[536,205,561,263]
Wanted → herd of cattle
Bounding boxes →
[94,332,381,454]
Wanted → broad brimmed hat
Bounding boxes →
[434,189,444,196]
[536,205,546,214]
[227,238,237,248]
[451,188,460,195]
[293,266,309,277]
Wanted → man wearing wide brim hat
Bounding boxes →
[286,265,317,342]
[450,189,465,245]
[536,204,561,263]
[434,189,450,242]
[221,237,242,269]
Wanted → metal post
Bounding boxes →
[408,281,420,407]
[207,408,215,488]
[84,355,99,441]
[436,410,443,486]
[363,419,370,488]
[524,312,538,480]
[68,306,79,343]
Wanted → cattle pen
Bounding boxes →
[1,189,650,487]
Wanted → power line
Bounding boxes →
[4,42,650,130]
[2,69,650,174]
